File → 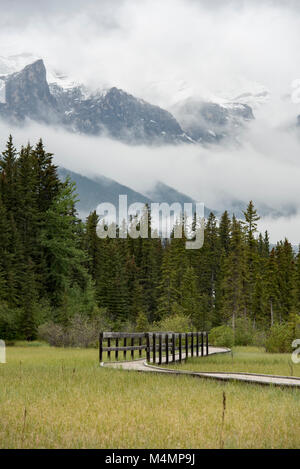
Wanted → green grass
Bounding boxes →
[161,346,300,377]
[0,345,299,448]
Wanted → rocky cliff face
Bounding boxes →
[60,86,192,144]
[1,59,58,123]
[0,59,191,144]
[0,57,255,145]
[173,99,254,143]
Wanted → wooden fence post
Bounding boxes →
[196,332,199,357]
[153,333,156,364]
[139,337,142,358]
[179,333,182,363]
[191,332,194,357]
[131,337,134,360]
[108,338,111,360]
[159,334,162,365]
[99,332,103,362]
[166,334,169,364]
[172,333,176,363]
[115,338,119,360]
[185,333,188,360]
[123,337,127,360]
[146,333,150,362]
[201,332,204,357]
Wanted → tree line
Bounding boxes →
[0,136,299,340]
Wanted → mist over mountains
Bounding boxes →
[0,27,300,243]
[0,55,256,145]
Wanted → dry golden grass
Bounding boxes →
[0,345,299,448]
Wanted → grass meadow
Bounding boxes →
[0,345,299,449]
[163,346,300,377]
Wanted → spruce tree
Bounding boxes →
[220,216,246,329]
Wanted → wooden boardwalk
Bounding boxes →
[101,346,300,388]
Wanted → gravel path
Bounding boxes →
[101,346,300,388]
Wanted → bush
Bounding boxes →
[252,329,267,347]
[135,312,150,332]
[153,313,193,333]
[234,318,253,346]
[38,322,66,347]
[265,323,294,353]
[38,310,110,347]
[209,325,234,348]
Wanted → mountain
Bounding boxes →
[58,168,152,218]
[172,99,254,143]
[59,168,287,224]
[0,54,256,145]
[0,57,192,145]
[59,168,216,219]
[143,181,212,217]
[0,59,58,123]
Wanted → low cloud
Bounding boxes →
[1,108,300,244]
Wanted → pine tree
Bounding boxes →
[84,211,102,281]
[220,216,246,329]
[219,210,231,254]
[180,266,201,328]
[40,180,91,307]
[265,248,280,326]
[32,139,61,213]
[242,201,260,322]
[275,239,295,322]
[0,135,18,213]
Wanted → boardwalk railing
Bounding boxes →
[99,331,209,365]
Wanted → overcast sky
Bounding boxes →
[1,0,300,243]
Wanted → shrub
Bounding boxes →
[135,312,150,332]
[153,313,193,333]
[38,310,111,347]
[252,329,267,347]
[234,318,253,346]
[38,322,66,347]
[209,325,234,348]
[265,323,294,353]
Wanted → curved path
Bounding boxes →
[101,346,300,388]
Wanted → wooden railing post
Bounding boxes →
[139,337,142,358]
[172,333,176,363]
[179,333,182,363]
[115,337,119,360]
[159,334,162,365]
[191,332,194,357]
[131,337,134,360]
[201,332,204,357]
[196,332,199,357]
[165,333,169,364]
[153,333,156,364]
[108,338,111,360]
[206,332,209,356]
[99,332,103,362]
[185,333,188,360]
[123,337,127,360]
[146,333,150,363]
